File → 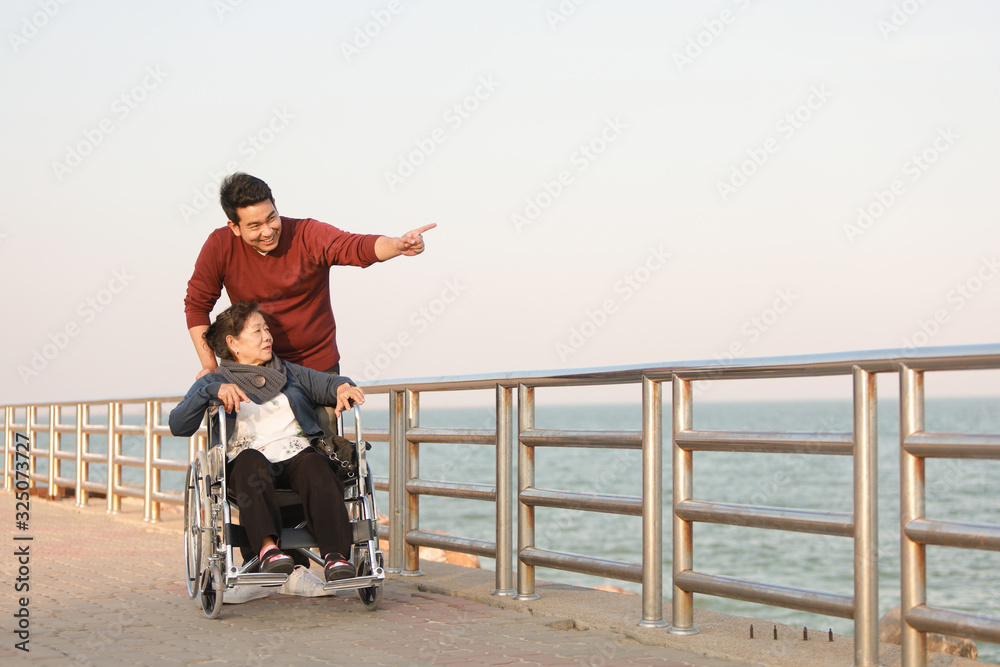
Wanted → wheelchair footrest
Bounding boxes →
[321,571,385,592]
[229,572,288,587]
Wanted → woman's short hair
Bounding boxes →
[204,301,261,361]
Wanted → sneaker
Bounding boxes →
[281,565,334,597]
[324,558,355,582]
[222,585,270,605]
[259,547,295,575]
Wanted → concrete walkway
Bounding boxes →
[0,493,982,666]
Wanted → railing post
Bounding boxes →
[640,375,667,627]
[75,403,86,507]
[670,374,698,634]
[107,401,119,514]
[402,388,422,575]
[515,383,539,600]
[853,366,879,667]
[900,364,927,667]
[494,383,516,596]
[144,400,153,521]
[387,388,405,572]
[145,400,161,522]
[48,404,57,498]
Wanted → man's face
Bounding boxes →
[227,199,281,254]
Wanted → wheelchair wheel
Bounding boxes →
[183,461,203,599]
[357,551,383,611]
[199,563,224,619]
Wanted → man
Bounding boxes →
[184,172,435,378]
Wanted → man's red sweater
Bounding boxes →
[184,217,381,371]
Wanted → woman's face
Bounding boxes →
[228,312,273,366]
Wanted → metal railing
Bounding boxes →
[899,362,1000,667]
[360,377,662,614]
[4,344,1000,667]
[380,385,516,598]
[513,379,665,627]
[669,366,879,666]
[3,398,204,519]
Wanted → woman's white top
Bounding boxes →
[226,392,311,463]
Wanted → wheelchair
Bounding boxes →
[183,402,384,619]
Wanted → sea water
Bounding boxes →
[36,397,1000,662]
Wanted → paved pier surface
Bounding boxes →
[0,493,982,666]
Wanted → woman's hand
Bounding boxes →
[335,384,366,416]
[217,383,250,413]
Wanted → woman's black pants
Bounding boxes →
[226,448,353,561]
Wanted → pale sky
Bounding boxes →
[3,0,1000,406]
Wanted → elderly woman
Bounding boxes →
[169,301,365,581]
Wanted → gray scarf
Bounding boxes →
[218,355,288,404]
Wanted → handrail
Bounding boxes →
[2,397,209,519]
[511,378,667,628]
[381,384,516,599]
[669,366,881,667]
[4,343,1000,667]
[899,363,1000,666]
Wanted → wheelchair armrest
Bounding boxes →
[203,400,227,451]
[336,403,364,447]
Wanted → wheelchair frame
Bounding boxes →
[183,402,385,618]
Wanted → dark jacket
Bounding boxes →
[168,358,354,444]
